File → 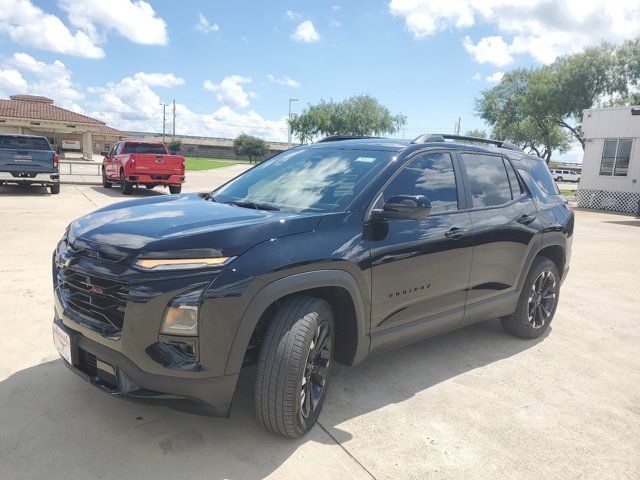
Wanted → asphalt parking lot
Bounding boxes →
[0,166,638,479]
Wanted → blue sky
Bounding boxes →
[1,1,639,161]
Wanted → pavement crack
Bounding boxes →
[317,421,377,480]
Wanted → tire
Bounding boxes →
[169,184,182,194]
[50,184,60,195]
[120,170,132,195]
[102,168,112,188]
[255,295,334,438]
[501,257,560,339]
[556,177,563,182]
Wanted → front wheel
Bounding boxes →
[556,176,563,182]
[102,168,112,188]
[501,257,560,339]
[255,295,334,437]
[169,184,182,194]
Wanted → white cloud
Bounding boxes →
[0,0,167,59]
[203,75,254,109]
[285,10,303,21]
[59,0,167,46]
[463,35,513,66]
[486,71,504,83]
[471,72,482,81]
[267,74,300,88]
[133,72,185,88]
[0,0,104,58]
[0,69,27,90]
[291,20,320,43]
[389,0,640,64]
[1,53,83,110]
[195,13,219,33]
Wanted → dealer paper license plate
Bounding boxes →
[52,323,72,364]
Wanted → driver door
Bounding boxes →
[367,151,473,352]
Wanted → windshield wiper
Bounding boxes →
[226,200,280,211]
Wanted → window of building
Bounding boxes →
[600,139,632,176]
[383,152,458,213]
[461,154,512,208]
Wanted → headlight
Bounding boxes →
[133,256,233,271]
[160,289,203,336]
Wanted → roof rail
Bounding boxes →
[316,135,379,143]
[411,133,522,152]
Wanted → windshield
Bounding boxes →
[122,143,168,154]
[0,136,51,151]
[213,147,394,212]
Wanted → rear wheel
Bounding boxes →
[102,168,112,188]
[49,184,60,195]
[501,257,560,338]
[169,184,182,194]
[120,170,132,195]
[255,295,333,438]
[556,176,563,182]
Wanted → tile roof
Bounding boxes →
[0,95,117,130]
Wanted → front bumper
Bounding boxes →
[126,173,184,185]
[0,171,59,185]
[53,318,237,416]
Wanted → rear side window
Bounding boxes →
[504,159,523,198]
[383,152,459,213]
[528,160,559,195]
[0,136,51,150]
[122,143,167,154]
[461,154,512,208]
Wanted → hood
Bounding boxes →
[68,193,322,258]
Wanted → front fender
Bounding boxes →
[224,269,370,375]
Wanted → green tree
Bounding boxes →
[290,95,406,143]
[464,129,488,139]
[167,139,182,153]
[233,134,269,163]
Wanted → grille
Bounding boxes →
[57,270,128,335]
[78,348,97,377]
[68,242,127,263]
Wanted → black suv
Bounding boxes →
[52,134,573,437]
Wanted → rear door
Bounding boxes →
[368,150,473,351]
[0,136,53,173]
[458,152,540,325]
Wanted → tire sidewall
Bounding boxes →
[515,258,560,337]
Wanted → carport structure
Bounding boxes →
[0,94,125,159]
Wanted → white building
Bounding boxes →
[577,106,640,214]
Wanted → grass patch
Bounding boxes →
[559,189,576,197]
[184,157,250,171]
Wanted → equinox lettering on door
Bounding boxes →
[388,283,431,298]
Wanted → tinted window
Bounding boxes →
[504,159,523,198]
[383,152,458,213]
[122,143,168,154]
[462,154,512,207]
[528,160,559,195]
[214,147,393,212]
[0,135,51,151]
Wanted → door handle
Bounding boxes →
[445,227,467,239]
[517,214,536,225]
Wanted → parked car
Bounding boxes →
[550,168,581,183]
[0,134,59,194]
[101,141,185,194]
[52,134,574,437]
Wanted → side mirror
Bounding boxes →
[374,195,432,220]
[100,151,109,157]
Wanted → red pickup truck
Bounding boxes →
[101,141,185,195]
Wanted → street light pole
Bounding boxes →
[288,98,299,148]
[160,102,169,143]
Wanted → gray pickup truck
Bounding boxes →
[0,134,60,194]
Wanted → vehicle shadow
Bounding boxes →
[0,319,544,479]
[89,186,167,198]
[0,185,52,196]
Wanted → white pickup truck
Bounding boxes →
[0,134,60,194]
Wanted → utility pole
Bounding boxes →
[288,98,299,148]
[172,99,176,139]
[455,116,461,135]
[160,102,169,142]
